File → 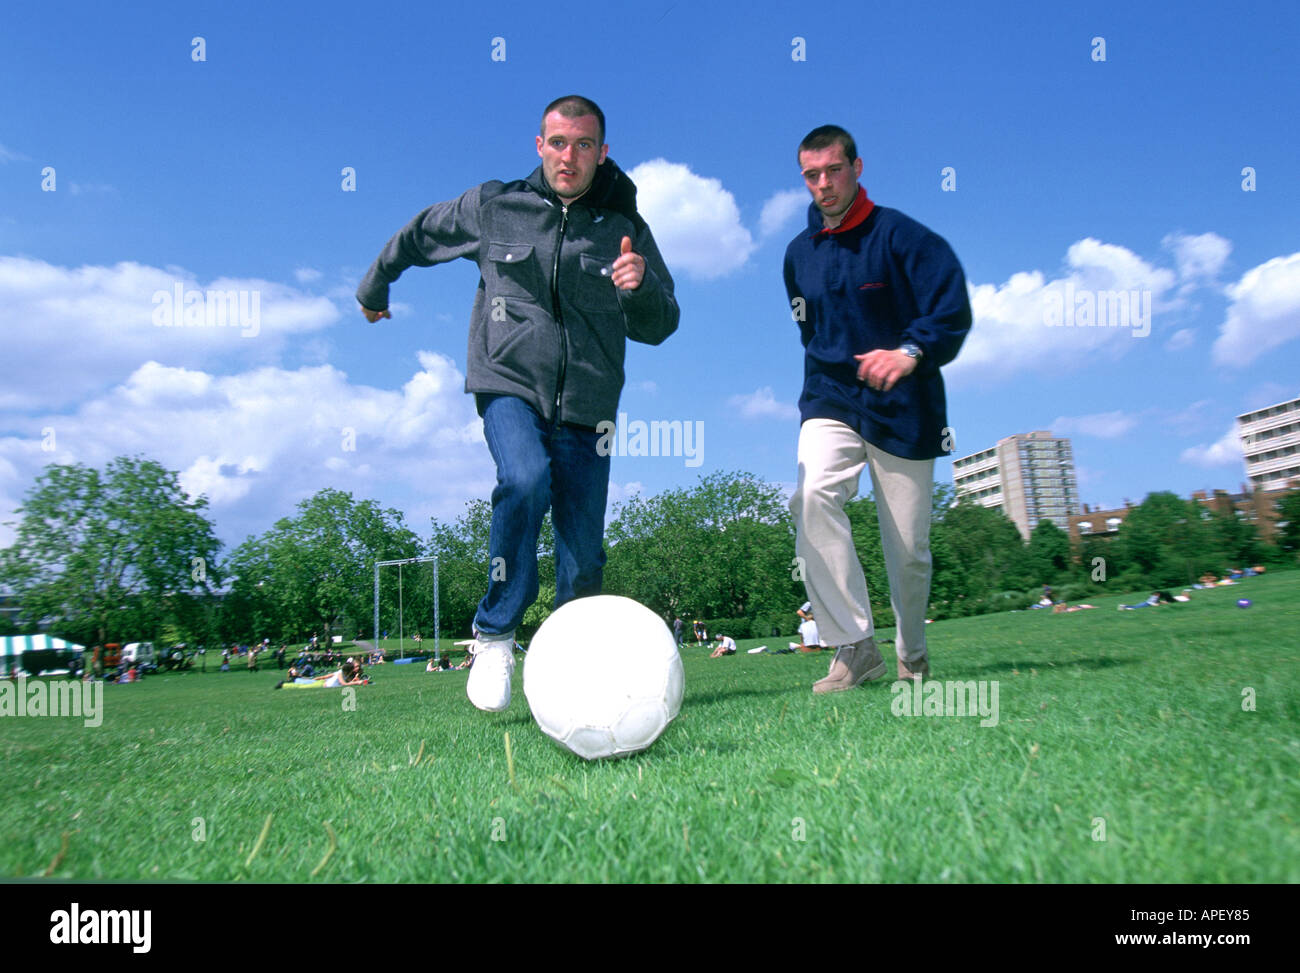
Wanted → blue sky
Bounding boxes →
[2,0,1298,553]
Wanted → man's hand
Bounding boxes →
[854,348,918,392]
[360,305,391,323]
[611,235,645,291]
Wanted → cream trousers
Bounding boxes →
[789,418,933,662]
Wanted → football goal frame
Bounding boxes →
[373,555,439,662]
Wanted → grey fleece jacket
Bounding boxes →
[356,160,679,428]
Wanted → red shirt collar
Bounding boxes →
[815,185,875,236]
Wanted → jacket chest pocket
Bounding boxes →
[486,242,542,304]
[573,252,621,314]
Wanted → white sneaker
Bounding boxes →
[466,636,515,712]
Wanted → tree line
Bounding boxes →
[2,456,1296,649]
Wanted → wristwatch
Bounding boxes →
[900,342,923,360]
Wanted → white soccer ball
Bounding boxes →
[523,595,685,760]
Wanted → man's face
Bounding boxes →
[536,111,608,203]
[799,144,864,223]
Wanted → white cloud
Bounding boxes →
[1160,399,1218,437]
[758,188,807,240]
[294,267,323,284]
[0,256,341,410]
[1166,327,1196,351]
[0,143,29,163]
[1180,426,1243,467]
[1064,238,1178,296]
[68,182,116,196]
[1162,231,1231,284]
[727,386,799,421]
[606,480,643,509]
[629,159,755,279]
[1212,252,1300,367]
[1050,411,1137,439]
[0,353,493,551]
[949,239,1179,383]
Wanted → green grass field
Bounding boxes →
[2,574,1297,883]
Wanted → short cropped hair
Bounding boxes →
[541,95,606,144]
[797,125,858,167]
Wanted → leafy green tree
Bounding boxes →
[0,456,221,646]
[605,471,801,624]
[1117,492,1218,587]
[224,488,420,643]
[929,497,1029,612]
[1074,533,1123,587]
[428,500,557,638]
[427,498,492,639]
[1277,490,1300,555]
[838,495,896,627]
[1027,519,1072,585]
[1207,506,1262,568]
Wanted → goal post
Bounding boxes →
[374,555,439,662]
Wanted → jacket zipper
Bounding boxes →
[550,203,569,422]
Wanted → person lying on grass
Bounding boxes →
[1118,590,1183,610]
[275,659,368,689]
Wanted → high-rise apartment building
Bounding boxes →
[952,431,1081,540]
[1238,396,1300,492]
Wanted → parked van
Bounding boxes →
[121,642,157,669]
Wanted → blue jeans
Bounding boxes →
[473,395,610,636]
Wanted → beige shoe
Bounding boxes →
[896,655,930,682]
[812,637,887,694]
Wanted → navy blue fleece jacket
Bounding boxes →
[783,195,972,460]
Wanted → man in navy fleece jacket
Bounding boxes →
[784,124,972,694]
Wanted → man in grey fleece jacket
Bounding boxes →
[357,95,678,712]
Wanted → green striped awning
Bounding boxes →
[0,634,84,657]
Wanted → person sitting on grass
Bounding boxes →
[426,656,452,672]
[709,634,737,658]
[789,606,826,652]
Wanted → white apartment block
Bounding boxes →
[1238,396,1300,492]
[952,431,1080,540]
